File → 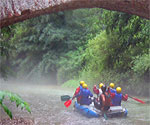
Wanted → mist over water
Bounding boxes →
[0,79,150,125]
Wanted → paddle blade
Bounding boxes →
[103,113,108,120]
[61,95,71,101]
[64,100,72,108]
[132,97,145,104]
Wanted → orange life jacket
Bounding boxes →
[100,92,111,107]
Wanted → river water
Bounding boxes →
[0,81,150,125]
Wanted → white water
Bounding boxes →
[0,81,150,125]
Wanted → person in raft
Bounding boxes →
[93,83,104,110]
[76,83,93,105]
[109,83,116,106]
[100,85,111,111]
[108,87,128,106]
[93,83,104,98]
[109,83,116,93]
[72,81,85,104]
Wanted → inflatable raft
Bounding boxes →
[74,101,128,118]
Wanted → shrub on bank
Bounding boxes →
[0,91,31,119]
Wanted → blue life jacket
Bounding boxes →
[110,88,116,93]
[112,93,122,106]
[110,88,116,105]
[77,88,93,105]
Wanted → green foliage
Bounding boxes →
[57,48,85,84]
[0,8,149,95]
[0,26,16,79]
[84,31,117,72]
[2,9,102,83]
[101,12,150,72]
[132,50,150,75]
[76,11,150,95]
[0,91,31,119]
[62,79,79,88]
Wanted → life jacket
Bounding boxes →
[110,88,116,105]
[112,93,122,106]
[100,92,111,107]
[79,88,93,105]
[110,88,116,93]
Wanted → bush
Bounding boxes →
[132,50,150,76]
[72,69,149,96]
[0,91,31,119]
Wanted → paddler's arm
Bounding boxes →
[93,85,99,95]
[100,94,106,111]
[122,94,128,101]
[72,87,80,100]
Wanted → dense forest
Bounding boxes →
[0,9,149,96]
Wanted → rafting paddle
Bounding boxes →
[103,113,108,120]
[101,107,108,120]
[110,88,145,104]
[127,95,145,104]
[61,95,71,101]
[64,99,72,108]
[121,91,145,104]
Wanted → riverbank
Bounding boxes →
[62,72,150,97]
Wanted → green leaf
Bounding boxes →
[10,96,15,102]
[25,105,31,113]
[2,103,13,119]
[21,103,25,110]
[0,91,31,118]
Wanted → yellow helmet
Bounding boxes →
[82,83,88,89]
[80,81,85,85]
[116,87,122,93]
[109,83,115,88]
[99,83,104,88]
